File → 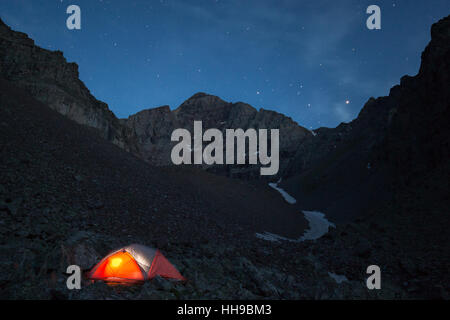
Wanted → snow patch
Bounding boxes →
[259,181,336,243]
[300,211,336,241]
[255,232,291,242]
[268,182,296,204]
[256,211,335,243]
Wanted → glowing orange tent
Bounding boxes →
[87,244,185,283]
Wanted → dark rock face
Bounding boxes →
[122,93,311,178]
[281,15,450,222]
[120,105,177,165]
[383,16,450,180]
[279,15,450,298]
[0,19,140,154]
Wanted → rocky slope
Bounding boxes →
[0,77,390,300]
[0,77,310,299]
[1,75,447,299]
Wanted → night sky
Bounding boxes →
[1,0,449,129]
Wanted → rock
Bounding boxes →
[62,231,102,270]
[72,243,100,270]
[353,239,372,258]
[152,276,174,291]
[87,199,104,210]
[76,280,112,299]
[0,198,22,215]
[257,281,279,298]
[398,260,417,276]
[0,201,10,214]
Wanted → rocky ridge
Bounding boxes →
[280,15,450,222]
[0,18,139,154]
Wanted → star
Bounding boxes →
[345,100,350,104]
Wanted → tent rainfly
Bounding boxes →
[87,244,185,283]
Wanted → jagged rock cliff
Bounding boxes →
[281,15,450,221]
[298,16,450,295]
[0,18,139,154]
[122,93,311,178]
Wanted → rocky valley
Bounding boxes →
[0,14,449,300]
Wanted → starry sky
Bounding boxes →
[1,0,449,129]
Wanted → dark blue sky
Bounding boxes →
[1,1,449,129]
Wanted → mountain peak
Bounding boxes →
[0,18,7,28]
[175,92,228,113]
[431,14,450,42]
[418,14,450,76]
[187,92,211,100]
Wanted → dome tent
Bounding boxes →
[87,244,185,283]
